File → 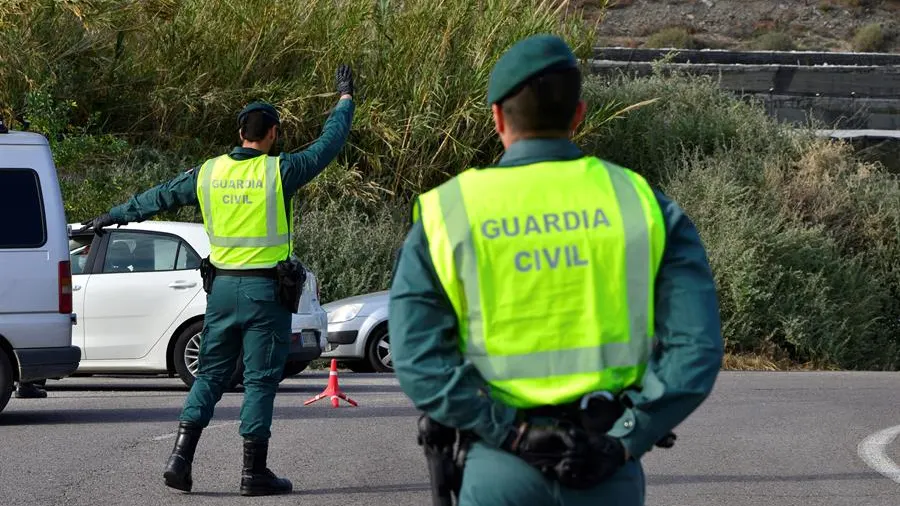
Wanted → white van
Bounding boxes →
[0,122,81,414]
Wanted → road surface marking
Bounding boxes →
[857,424,900,484]
[152,421,240,441]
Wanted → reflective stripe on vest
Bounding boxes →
[416,156,666,408]
[196,154,292,269]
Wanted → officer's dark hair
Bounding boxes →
[240,111,278,142]
[500,66,582,135]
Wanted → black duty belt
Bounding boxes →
[519,391,626,435]
[215,267,278,279]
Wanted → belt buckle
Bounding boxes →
[578,390,615,411]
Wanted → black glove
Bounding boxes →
[572,434,627,487]
[503,423,627,489]
[502,423,581,475]
[77,213,125,236]
[336,64,353,96]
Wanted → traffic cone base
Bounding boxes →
[304,359,358,407]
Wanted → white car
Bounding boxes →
[66,220,327,388]
[321,291,392,373]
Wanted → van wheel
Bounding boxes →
[173,321,243,391]
[0,349,13,414]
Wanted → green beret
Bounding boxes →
[487,34,579,105]
[238,101,280,126]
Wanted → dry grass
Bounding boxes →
[722,353,841,371]
[853,23,887,52]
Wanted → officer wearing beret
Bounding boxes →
[79,65,356,496]
[388,35,723,505]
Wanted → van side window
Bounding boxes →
[101,231,199,273]
[0,169,46,248]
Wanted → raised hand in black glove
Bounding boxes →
[336,64,354,97]
[77,213,125,236]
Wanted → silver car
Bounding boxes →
[321,291,392,372]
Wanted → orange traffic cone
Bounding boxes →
[304,359,358,407]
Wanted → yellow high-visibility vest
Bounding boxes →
[196,154,292,269]
[414,156,667,408]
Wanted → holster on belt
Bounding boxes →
[417,414,475,506]
[275,258,306,313]
[199,256,215,294]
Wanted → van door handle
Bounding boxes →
[168,281,197,289]
[73,285,82,291]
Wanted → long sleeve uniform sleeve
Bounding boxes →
[607,189,725,459]
[278,98,355,195]
[108,168,200,223]
[388,221,518,448]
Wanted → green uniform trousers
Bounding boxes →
[457,441,645,506]
[179,275,292,440]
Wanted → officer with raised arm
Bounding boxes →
[79,65,355,496]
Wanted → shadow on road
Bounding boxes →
[45,383,189,393]
[41,375,403,394]
[648,472,884,485]
[299,483,431,496]
[0,405,420,426]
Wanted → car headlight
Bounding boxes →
[327,303,363,324]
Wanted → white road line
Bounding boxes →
[857,424,900,484]
[152,421,240,441]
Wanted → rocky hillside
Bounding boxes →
[585,0,900,53]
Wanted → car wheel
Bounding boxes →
[280,360,309,379]
[365,326,393,373]
[173,321,243,390]
[0,349,13,414]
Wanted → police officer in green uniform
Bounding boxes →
[388,35,723,505]
[79,65,355,496]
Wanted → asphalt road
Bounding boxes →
[0,371,897,505]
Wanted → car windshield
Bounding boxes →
[69,236,93,275]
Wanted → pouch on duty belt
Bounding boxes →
[275,258,306,313]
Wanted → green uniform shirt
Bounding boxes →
[388,138,724,460]
[109,98,355,223]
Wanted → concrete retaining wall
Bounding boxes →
[589,48,900,130]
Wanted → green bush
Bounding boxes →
[852,23,886,52]
[293,200,408,304]
[581,72,794,187]
[583,72,900,370]
[645,27,697,49]
[751,32,796,51]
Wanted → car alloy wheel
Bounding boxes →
[376,333,392,370]
[184,332,201,377]
[172,321,243,390]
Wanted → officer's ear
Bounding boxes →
[491,103,506,137]
[570,99,586,134]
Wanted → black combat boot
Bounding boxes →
[240,437,293,496]
[15,381,47,399]
[163,422,203,492]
